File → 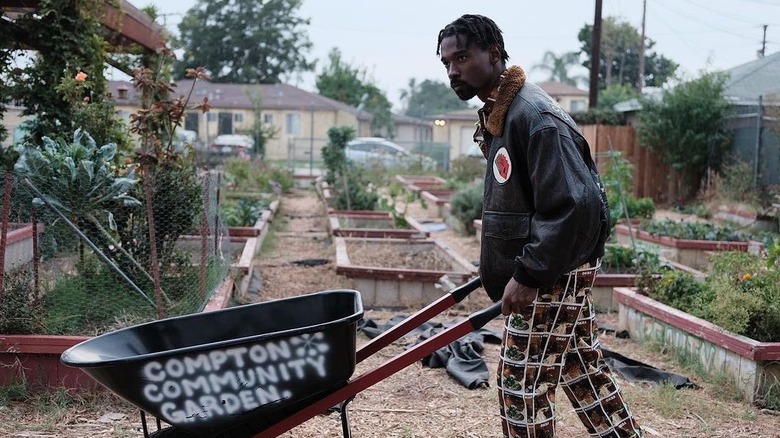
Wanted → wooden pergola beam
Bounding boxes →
[0,0,166,53]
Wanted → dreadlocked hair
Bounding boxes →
[436,14,509,62]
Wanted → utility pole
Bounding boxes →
[638,0,647,94]
[589,0,603,108]
[758,24,768,58]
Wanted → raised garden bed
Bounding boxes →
[0,277,233,392]
[2,223,44,273]
[395,175,447,192]
[591,259,703,313]
[615,222,763,271]
[614,287,780,404]
[0,201,280,393]
[335,237,477,307]
[421,189,456,218]
[328,210,428,239]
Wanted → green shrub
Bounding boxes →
[449,156,485,183]
[0,268,41,334]
[641,218,749,241]
[649,270,714,320]
[644,250,780,342]
[331,167,379,211]
[610,195,656,225]
[222,198,269,227]
[707,252,780,342]
[449,183,483,235]
[601,244,661,274]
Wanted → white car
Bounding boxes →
[345,137,435,170]
[209,134,253,158]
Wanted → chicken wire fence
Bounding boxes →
[0,170,230,337]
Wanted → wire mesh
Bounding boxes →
[0,169,230,337]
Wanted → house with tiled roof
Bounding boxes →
[537,81,589,113]
[429,81,588,160]
[108,80,379,161]
[106,80,433,162]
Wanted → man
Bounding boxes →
[437,14,643,438]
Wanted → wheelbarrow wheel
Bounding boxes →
[148,427,197,438]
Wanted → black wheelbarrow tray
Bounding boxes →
[61,278,500,438]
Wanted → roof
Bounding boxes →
[721,51,780,101]
[428,108,478,122]
[537,81,589,97]
[108,80,372,121]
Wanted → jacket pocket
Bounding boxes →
[482,211,531,240]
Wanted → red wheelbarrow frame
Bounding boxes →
[249,277,501,438]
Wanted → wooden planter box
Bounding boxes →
[335,237,477,307]
[614,223,763,271]
[421,189,456,218]
[0,277,233,392]
[592,259,704,313]
[328,210,428,239]
[614,287,780,403]
[395,175,447,193]
[3,223,44,273]
[0,197,280,392]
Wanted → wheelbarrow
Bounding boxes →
[61,277,501,438]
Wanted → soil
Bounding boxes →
[2,188,780,438]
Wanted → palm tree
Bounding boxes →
[532,50,585,86]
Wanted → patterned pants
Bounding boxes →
[497,265,643,438]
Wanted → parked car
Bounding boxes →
[345,137,435,170]
[209,134,253,158]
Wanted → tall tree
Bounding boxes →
[636,72,730,200]
[316,48,395,137]
[578,17,678,90]
[532,51,586,86]
[399,78,470,118]
[175,0,315,83]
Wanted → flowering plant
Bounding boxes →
[54,69,132,154]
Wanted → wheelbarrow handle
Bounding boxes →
[255,296,502,438]
[356,276,482,364]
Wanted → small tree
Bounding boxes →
[636,72,731,201]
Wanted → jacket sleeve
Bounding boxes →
[511,124,599,287]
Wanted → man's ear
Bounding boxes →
[489,45,501,64]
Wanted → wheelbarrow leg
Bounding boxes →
[339,396,355,438]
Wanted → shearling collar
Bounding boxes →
[485,65,526,137]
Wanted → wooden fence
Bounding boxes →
[581,124,670,204]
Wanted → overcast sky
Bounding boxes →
[138,0,780,110]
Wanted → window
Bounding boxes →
[286,113,301,135]
[263,113,274,124]
[233,113,244,123]
[570,99,587,113]
[207,113,217,122]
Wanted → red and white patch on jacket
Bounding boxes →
[493,147,512,184]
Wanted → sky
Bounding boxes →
[137,0,780,111]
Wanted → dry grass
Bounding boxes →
[2,188,780,438]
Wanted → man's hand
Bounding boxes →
[501,277,538,316]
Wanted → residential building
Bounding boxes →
[104,80,432,163]
[537,80,589,113]
[430,80,588,161]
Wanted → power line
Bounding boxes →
[653,0,762,41]
[678,0,778,26]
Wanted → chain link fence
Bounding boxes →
[0,165,230,337]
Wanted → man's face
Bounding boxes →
[439,34,495,101]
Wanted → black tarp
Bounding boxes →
[359,316,694,390]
